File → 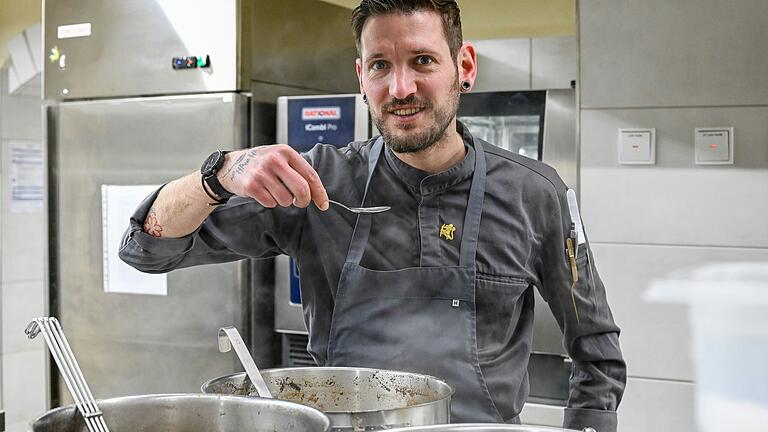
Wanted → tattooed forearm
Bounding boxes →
[224,148,258,181]
[143,207,164,238]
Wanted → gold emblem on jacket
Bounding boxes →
[439,223,456,241]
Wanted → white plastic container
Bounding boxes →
[647,262,768,432]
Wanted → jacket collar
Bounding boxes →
[383,121,477,195]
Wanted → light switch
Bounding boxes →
[619,128,655,165]
[695,127,733,165]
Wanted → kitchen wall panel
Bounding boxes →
[472,38,531,92]
[581,167,768,248]
[472,36,578,92]
[0,349,47,430]
[580,0,768,108]
[618,378,695,432]
[578,1,768,430]
[1,280,45,354]
[0,208,45,283]
[0,89,40,140]
[531,36,577,90]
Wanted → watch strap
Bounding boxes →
[201,150,234,205]
[201,175,228,206]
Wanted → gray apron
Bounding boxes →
[327,136,504,422]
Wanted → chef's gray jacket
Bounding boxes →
[120,124,626,431]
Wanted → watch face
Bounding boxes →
[201,151,224,176]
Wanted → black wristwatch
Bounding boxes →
[201,150,234,205]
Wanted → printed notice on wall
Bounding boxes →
[101,184,167,296]
[9,141,44,213]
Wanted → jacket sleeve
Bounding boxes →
[118,185,306,274]
[535,186,627,432]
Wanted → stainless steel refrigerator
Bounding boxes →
[43,0,358,405]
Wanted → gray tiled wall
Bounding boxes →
[580,0,768,109]
[579,1,768,431]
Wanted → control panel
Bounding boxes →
[172,55,210,70]
[289,257,302,304]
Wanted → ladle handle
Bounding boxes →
[218,326,273,398]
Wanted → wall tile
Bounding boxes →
[1,349,48,428]
[0,94,41,140]
[2,280,46,354]
[0,208,45,284]
[471,38,531,91]
[619,378,695,432]
[580,0,768,108]
[531,36,577,90]
[582,167,768,248]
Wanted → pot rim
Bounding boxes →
[386,425,581,432]
[30,393,331,430]
[201,366,456,414]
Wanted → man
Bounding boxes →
[120,1,625,430]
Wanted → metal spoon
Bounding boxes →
[328,199,391,214]
[218,326,273,398]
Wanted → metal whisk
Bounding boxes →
[26,317,110,432]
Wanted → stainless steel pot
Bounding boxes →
[30,393,331,432]
[202,367,454,431]
[386,425,582,432]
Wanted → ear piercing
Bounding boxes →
[362,94,368,104]
[461,81,472,92]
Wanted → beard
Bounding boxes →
[371,77,461,154]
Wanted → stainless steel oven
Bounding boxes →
[273,94,370,365]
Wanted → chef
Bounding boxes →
[120,0,626,430]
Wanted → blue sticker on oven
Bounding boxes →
[287,96,357,153]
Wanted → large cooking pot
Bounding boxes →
[31,393,331,432]
[386,425,583,432]
[202,367,453,431]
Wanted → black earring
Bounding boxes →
[362,94,368,104]
[461,81,471,92]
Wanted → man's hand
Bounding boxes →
[140,145,327,239]
[219,145,329,211]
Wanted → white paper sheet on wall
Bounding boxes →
[9,140,44,213]
[101,184,167,296]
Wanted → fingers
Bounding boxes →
[248,183,278,208]
[275,164,312,208]
[284,150,329,211]
[257,171,295,207]
[236,145,328,211]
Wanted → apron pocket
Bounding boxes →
[475,273,531,420]
[475,273,529,350]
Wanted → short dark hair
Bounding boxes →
[351,0,463,62]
